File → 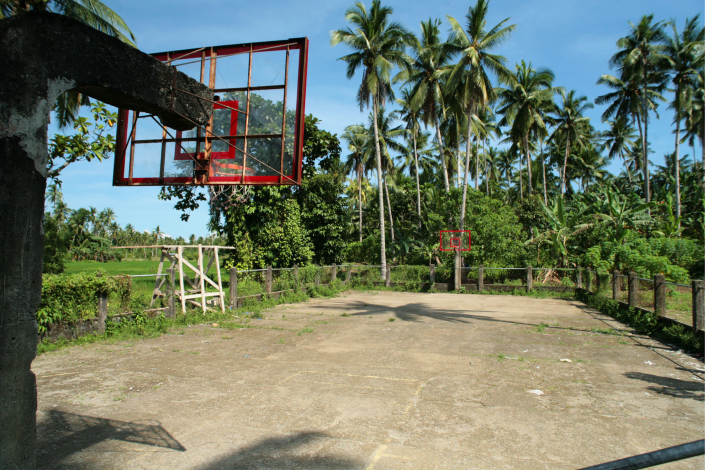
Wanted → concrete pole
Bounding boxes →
[266,266,272,296]
[478,265,484,292]
[331,264,337,284]
[612,270,620,301]
[576,266,582,289]
[385,265,391,288]
[315,269,320,286]
[628,272,638,307]
[586,269,592,292]
[430,264,435,285]
[595,270,601,294]
[526,266,533,292]
[654,274,666,316]
[346,265,352,284]
[692,280,704,333]
[229,267,237,309]
[168,268,176,318]
[294,264,299,291]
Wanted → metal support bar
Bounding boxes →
[578,439,704,470]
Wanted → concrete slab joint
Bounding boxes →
[0,11,213,470]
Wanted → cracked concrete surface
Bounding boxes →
[33,292,704,469]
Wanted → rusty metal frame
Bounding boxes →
[113,37,308,187]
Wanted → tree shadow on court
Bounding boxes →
[623,372,705,402]
[37,409,185,469]
[196,431,361,469]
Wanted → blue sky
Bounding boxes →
[53,0,703,239]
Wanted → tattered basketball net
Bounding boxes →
[208,185,252,211]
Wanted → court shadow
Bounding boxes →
[196,431,361,469]
[37,410,184,469]
[623,372,705,401]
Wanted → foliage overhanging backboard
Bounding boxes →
[113,37,308,186]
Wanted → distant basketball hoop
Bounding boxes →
[439,230,471,251]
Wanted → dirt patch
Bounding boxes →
[34,292,705,469]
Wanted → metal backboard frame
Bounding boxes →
[113,37,309,186]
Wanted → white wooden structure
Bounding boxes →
[114,245,234,314]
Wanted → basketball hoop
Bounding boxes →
[439,230,471,251]
[208,185,252,211]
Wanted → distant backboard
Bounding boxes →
[439,230,471,251]
[113,37,308,186]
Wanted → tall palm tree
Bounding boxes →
[446,0,514,238]
[2,0,136,127]
[664,15,704,223]
[497,60,557,197]
[682,71,704,185]
[342,125,370,241]
[395,88,423,219]
[600,116,638,180]
[609,15,669,203]
[331,0,413,274]
[549,89,593,196]
[399,18,454,193]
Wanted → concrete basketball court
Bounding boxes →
[33,291,704,469]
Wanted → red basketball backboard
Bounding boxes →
[113,37,308,186]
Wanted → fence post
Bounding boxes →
[628,272,637,307]
[331,264,337,284]
[478,265,484,292]
[654,274,666,316]
[294,264,299,291]
[596,270,602,293]
[612,270,620,301]
[98,292,108,333]
[346,265,352,284]
[385,265,391,288]
[167,267,176,318]
[315,268,320,286]
[429,264,435,285]
[266,265,272,296]
[229,267,237,309]
[586,269,592,291]
[576,266,582,288]
[526,266,532,292]
[692,280,704,333]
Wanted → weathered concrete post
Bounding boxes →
[595,270,601,293]
[0,12,212,469]
[628,272,637,307]
[331,264,337,284]
[229,267,237,309]
[692,280,704,333]
[346,265,352,284]
[454,253,462,291]
[526,266,533,292]
[478,265,484,292]
[167,268,176,318]
[294,264,299,291]
[429,264,435,285]
[586,269,593,291]
[612,270,620,301]
[576,266,582,289]
[385,265,391,288]
[315,269,320,286]
[266,266,272,296]
[97,293,108,333]
[654,274,666,316]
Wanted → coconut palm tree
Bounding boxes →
[663,15,704,223]
[600,116,638,180]
[331,0,413,274]
[398,18,454,192]
[342,125,370,241]
[497,60,557,197]
[395,88,424,218]
[609,15,669,203]
[445,0,515,274]
[548,89,593,196]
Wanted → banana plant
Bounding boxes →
[592,185,655,244]
[530,197,591,266]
